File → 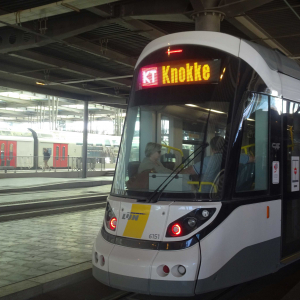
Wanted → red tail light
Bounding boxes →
[163,265,170,274]
[166,208,216,237]
[110,217,117,230]
[171,224,182,235]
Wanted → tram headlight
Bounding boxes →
[105,202,117,231]
[166,208,216,237]
[187,218,197,228]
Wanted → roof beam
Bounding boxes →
[0,12,112,54]
[65,37,137,67]
[0,12,138,68]
[0,78,129,107]
[0,0,120,28]
[130,14,192,22]
[0,61,126,98]
[91,95,127,105]
[0,79,89,102]
[228,15,292,56]
[111,0,191,19]
[194,0,274,17]
[9,50,132,87]
[90,0,192,23]
[87,7,166,40]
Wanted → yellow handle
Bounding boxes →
[187,181,217,192]
[241,144,255,155]
[161,144,184,157]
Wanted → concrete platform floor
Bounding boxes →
[0,177,112,191]
[0,185,112,206]
[0,207,105,289]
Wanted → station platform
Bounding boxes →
[0,169,114,179]
[0,176,113,194]
[0,176,113,223]
[0,207,107,300]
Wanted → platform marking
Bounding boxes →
[122,204,151,238]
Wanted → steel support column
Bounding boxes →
[52,96,55,130]
[194,13,223,31]
[55,97,58,130]
[82,101,88,178]
[191,0,224,32]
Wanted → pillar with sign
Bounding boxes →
[291,156,299,192]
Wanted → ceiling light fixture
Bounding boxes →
[185,104,198,107]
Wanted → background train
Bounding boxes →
[0,128,120,169]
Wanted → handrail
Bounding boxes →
[288,125,294,151]
[161,144,184,157]
[241,144,255,155]
[187,181,217,193]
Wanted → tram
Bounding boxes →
[92,31,300,296]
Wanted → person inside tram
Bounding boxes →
[138,142,173,174]
[43,148,51,171]
[182,136,254,190]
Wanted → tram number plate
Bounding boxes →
[149,234,160,239]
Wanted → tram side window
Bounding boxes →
[236,94,269,192]
[284,100,300,192]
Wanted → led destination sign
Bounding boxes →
[138,59,221,90]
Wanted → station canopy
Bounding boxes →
[0,0,299,124]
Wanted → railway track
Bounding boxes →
[100,291,137,300]
[99,285,246,300]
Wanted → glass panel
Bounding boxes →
[236,93,269,192]
[112,45,239,200]
[161,116,169,145]
[129,107,140,163]
[1,143,5,161]
[9,144,13,160]
[62,147,65,160]
[56,146,59,160]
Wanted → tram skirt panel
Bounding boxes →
[195,200,281,294]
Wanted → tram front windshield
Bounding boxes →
[112,45,239,200]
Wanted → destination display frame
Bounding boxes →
[137,59,221,90]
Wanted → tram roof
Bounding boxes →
[244,40,300,81]
[137,31,300,82]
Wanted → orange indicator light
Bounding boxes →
[267,206,270,219]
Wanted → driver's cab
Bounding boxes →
[111,43,259,200]
[124,103,229,196]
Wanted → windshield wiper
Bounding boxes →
[145,142,209,203]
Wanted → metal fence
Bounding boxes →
[0,155,116,173]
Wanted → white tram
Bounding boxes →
[93,31,300,296]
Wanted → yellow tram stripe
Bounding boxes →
[123,204,151,239]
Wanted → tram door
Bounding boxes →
[282,100,300,258]
[0,141,17,167]
[53,143,68,168]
